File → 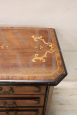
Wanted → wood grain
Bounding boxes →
[0,86,46,95]
[0,108,43,115]
[0,95,45,107]
[0,27,66,82]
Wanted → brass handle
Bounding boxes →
[0,87,14,94]
[3,101,17,107]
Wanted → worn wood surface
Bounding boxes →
[0,27,66,82]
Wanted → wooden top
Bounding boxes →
[0,27,67,85]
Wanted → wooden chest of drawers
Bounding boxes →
[0,27,67,115]
[0,85,47,115]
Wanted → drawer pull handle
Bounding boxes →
[3,101,17,107]
[0,87,14,94]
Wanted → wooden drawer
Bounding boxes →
[0,95,44,107]
[0,108,43,115]
[0,86,46,95]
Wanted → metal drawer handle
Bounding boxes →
[0,87,14,94]
[3,101,17,107]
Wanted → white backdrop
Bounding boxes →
[0,0,77,81]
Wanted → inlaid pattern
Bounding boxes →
[0,27,66,83]
[32,35,53,62]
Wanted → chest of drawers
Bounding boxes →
[0,27,67,115]
[0,85,47,115]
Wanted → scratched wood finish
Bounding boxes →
[0,27,66,82]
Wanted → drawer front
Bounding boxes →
[0,95,44,107]
[0,111,39,115]
[0,108,43,115]
[0,86,46,95]
[15,109,42,115]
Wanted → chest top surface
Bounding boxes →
[0,27,67,85]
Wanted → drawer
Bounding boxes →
[0,108,43,115]
[0,86,46,95]
[0,95,44,107]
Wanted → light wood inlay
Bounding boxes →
[0,27,66,82]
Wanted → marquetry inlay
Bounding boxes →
[0,27,66,82]
[32,35,53,62]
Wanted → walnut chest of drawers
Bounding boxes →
[0,27,67,115]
